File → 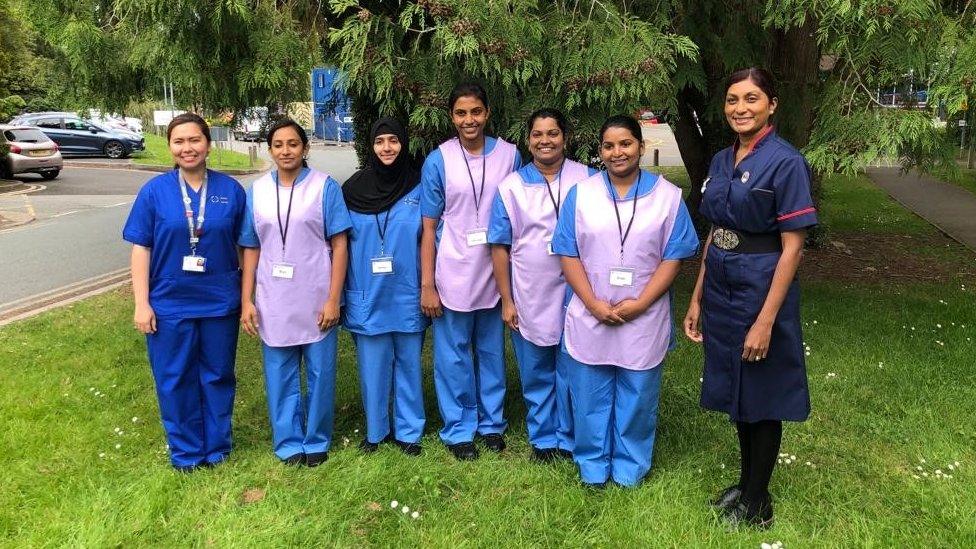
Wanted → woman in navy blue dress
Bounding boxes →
[683,68,817,528]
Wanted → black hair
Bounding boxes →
[266,118,310,167]
[448,82,489,112]
[167,113,211,143]
[599,114,643,143]
[726,67,778,101]
[527,108,570,136]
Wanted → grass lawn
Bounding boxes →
[132,134,259,171]
[2,175,975,546]
[935,167,976,197]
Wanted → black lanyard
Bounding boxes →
[374,209,391,255]
[461,138,487,223]
[274,171,296,252]
[610,172,641,262]
[542,160,564,220]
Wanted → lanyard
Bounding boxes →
[374,209,392,255]
[274,171,296,253]
[179,170,207,255]
[542,160,564,220]
[610,172,641,262]
[461,139,487,223]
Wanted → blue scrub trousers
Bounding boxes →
[564,352,664,486]
[432,305,507,445]
[353,331,426,444]
[511,331,573,451]
[146,314,239,468]
[261,330,337,460]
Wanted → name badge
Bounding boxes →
[609,267,635,287]
[182,255,207,273]
[371,256,394,275]
[272,263,295,279]
[466,228,488,247]
[545,235,555,256]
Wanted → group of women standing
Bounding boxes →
[124,67,817,529]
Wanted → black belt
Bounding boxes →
[710,227,781,253]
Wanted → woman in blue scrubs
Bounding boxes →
[124,113,245,472]
[420,82,521,460]
[342,117,427,456]
[239,119,351,467]
[684,68,818,528]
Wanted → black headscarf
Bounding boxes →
[342,117,419,214]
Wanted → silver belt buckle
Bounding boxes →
[713,228,740,251]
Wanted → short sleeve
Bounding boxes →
[237,185,260,248]
[232,180,247,242]
[122,183,156,247]
[487,190,513,245]
[323,177,353,237]
[551,185,579,257]
[512,151,523,172]
[420,149,446,219]
[662,200,699,260]
[773,155,818,231]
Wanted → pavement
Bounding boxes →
[867,167,976,252]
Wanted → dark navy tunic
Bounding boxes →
[698,128,817,422]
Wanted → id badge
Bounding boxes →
[466,228,488,247]
[182,255,207,273]
[545,235,555,256]
[272,263,295,279]
[371,256,394,275]
[609,267,635,287]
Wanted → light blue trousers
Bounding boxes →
[432,305,507,445]
[261,330,337,460]
[353,331,426,444]
[564,352,664,486]
[511,330,573,451]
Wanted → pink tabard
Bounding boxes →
[497,160,590,346]
[436,137,518,312]
[563,173,682,370]
[252,170,334,347]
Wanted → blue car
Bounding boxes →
[9,112,145,159]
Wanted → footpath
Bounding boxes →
[866,167,976,252]
[0,179,37,230]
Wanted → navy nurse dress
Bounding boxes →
[698,128,818,422]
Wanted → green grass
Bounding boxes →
[819,173,936,235]
[935,167,976,197]
[132,134,258,171]
[1,174,975,546]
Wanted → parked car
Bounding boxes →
[8,112,144,159]
[0,125,63,180]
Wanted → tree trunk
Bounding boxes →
[673,85,712,231]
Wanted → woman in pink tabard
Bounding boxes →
[419,82,521,460]
[551,115,699,487]
[488,108,595,462]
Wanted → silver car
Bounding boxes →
[0,125,64,180]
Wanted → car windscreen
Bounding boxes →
[3,129,52,143]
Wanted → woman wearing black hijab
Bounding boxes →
[342,117,428,455]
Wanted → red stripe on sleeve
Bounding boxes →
[777,207,816,222]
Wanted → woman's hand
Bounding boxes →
[318,299,340,330]
[683,300,703,343]
[612,299,647,322]
[501,297,519,331]
[587,300,625,326]
[421,285,443,318]
[133,303,156,334]
[742,319,772,362]
[241,301,259,337]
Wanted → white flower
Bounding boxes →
[114,444,121,449]
[920,458,926,463]
[89,387,95,392]
[912,474,920,479]
[948,464,955,470]
[402,506,410,514]
[114,427,120,433]
[911,326,916,331]
[354,429,359,433]
[762,543,772,549]
[99,452,106,458]
[132,417,139,422]
[790,455,796,460]
[923,472,929,477]
[806,461,812,466]
[805,351,810,356]
[935,469,942,475]
[954,461,960,467]
[720,463,725,469]
[916,465,923,471]
[391,500,399,508]
[411,511,420,519]
[777,459,782,464]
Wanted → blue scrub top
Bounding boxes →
[700,129,818,233]
[237,168,352,247]
[487,161,598,246]
[122,169,246,319]
[420,136,523,220]
[342,184,428,335]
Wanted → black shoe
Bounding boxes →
[305,452,329,468]
[710,484,742,510]
[481,433,506,453]
[580,479,608,490]
[722,497,774,529]
[556,449,574,461]
[359,439,381,453]
[394,440,422,456]
[173,464,202,473]
[281,453,306,466]
[531,447,558,463]
[447,442,479,461]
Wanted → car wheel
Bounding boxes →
[103,140,125,159]
[41,170,60,181]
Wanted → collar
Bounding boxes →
[273,167,311,187]
[601,170,659,200]
[519,160,565,185]
[732,125,775,159]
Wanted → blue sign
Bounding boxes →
[312,67,354,141]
